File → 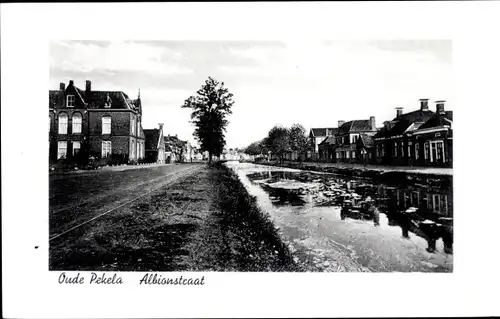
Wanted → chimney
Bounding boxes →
[338,120,345,127]
[85,80,91,95]
[59,83,65,90]
[395,107,404,118]
[369,116,376,131]
[69,80,74,86]
[419,98,429,111]
[435,100,446,114]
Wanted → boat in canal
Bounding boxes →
[340,196,378,221]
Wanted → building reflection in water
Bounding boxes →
[247,170,453,254]
[372,183,453,254]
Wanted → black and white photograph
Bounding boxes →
[3,2,500,318]
[48,39,453,273]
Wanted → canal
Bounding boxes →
[225,162,453,272]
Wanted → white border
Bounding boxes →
[2,2,500,318]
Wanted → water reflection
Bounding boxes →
[247,170,453,255]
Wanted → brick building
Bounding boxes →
[373,99,452,167]
[410,101,453,167]
[49,80,145,164]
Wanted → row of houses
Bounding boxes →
[142,128,204,164]
[49,80,204,166]
[309,99,453,167]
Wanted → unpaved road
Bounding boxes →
[49,164,297,271]
[49,163,203,240]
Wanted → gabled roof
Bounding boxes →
[337,120,374,135]
[319,136,336,145]
[86,91,139,110]
[374,109,435,138]
[310,128,337,137]
[49,83,142,112]
[394,109,434,123]
[418,111,453,130]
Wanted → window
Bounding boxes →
[415,143,420,160]
[57,141,67,159]
[437,142,443,161]
[66,95,75,107]
[430,142,437,162]
[102,117,111,134]
[72,113,82,134]
[351,151,356,159]
[58,113,68,134]
[105,94,112,108]
[432,194,441,213]
[102,141,112,158]
[400,142,404,158]
[424,142,430,160]
[394,141,398,157]
[72,141,81,156]
[130,140,136,160]
[131,116,136,135]
[381,144,385,157]
[429,140,445,163]
[408,142,412,159]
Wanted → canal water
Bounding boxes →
[225,162,453,272]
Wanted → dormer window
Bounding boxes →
[67,95,75,107]
[105,94,112,108]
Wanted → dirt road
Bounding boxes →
[49,163,203,238]
[49,163,296,271]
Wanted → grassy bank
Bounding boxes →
[50,163,299,271]
[209,162,299,271]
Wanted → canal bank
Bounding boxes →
[225,162,453,272]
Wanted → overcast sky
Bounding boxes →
[50,40,452,149]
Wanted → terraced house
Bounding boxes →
[373,99,452,167]
[49,80,146,164]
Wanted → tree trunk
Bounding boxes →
[208,151,212,164]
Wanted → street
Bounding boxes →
[49,163,296,271]
[49,163,204,270]
[49,163,203,238]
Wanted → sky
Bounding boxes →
[50,40,452,149]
